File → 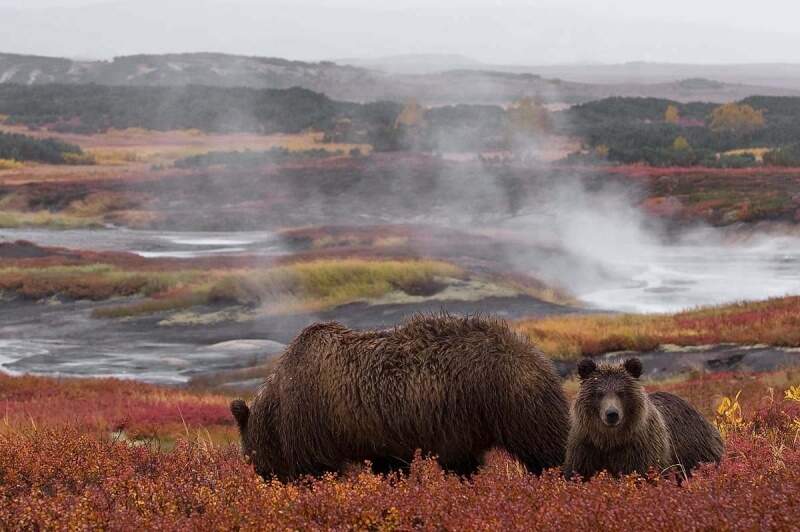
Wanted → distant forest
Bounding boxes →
[563,96,800,166]
[2,84,800,165]
[0,84,411,150]
[0,84,520,152]
[0,84,356,134]
[0,131,84,164]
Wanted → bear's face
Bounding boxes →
[230,398,259,468]
[230,380,286,479]
[573,358,646,446]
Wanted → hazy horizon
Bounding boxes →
[0,0,798,65]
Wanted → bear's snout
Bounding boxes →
[600,394,623,427]
[604,409,620,426]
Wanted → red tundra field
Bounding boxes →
[1,366,799,530]
[3,298,800,530]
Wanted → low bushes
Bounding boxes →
[87,259,464,317]
[1,371,799,529]
[0,259,464,318]
[516,296,800,359]
[0,265,200,301]
[0,131,85,164]
[207,258,463,312]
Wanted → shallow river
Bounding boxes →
[2,227,800,383]
[0,227,285,258]
[575,238,800,313]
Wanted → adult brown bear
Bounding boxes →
[230,314,569,481]
[563,358,724,479]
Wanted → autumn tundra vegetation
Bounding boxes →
[0,234,572,320]
[516,296,800,359]
[4,150,800,230]
[3,292,800,529]
[1,364,799,528]
[3,124,800,232]
[1,79,800,529]
[1,85,800,234]
[2,84,800,164]
[0,130,87,164]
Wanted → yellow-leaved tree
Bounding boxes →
[394,99,426,129]
[672,136,691,151]
[507,96,553,136]
[709,103,765,133]
[664,104,680,124]
[505,96,554,155]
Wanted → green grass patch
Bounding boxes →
[207,259,464,314]
[0,265,204,301]
[96,259,465,318]
[0,210,105,229]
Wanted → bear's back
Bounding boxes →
[281,314,549,379]
[277,314,558,438]
[244,314,569,479]
[367,314,549,372]
[650,391,724,474]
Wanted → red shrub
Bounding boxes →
[1,372,800,529]
[0,427,798,530]
[0,374,234,438]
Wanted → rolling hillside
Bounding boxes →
[2,52,798,105]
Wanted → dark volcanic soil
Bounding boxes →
[583,344,800,380]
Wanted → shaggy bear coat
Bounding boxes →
[231,314,569,481]
[564,358,723,479]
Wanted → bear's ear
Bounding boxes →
[577,358,597,380]
[230,399,250,432]
[623,358,643,379]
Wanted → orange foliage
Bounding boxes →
[516,296,800,359]
[664,104,680,125]
[0,374,234,439]
[709,103,766,133]
[507,96,553,136]
[1,371,799,529]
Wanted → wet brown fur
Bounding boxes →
[231,314,569,481]
[564,358,724,479]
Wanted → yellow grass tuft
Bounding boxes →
[65,191,141,218]
[0,265,204,301]
[87,149,142,165]
[374,236,410,247]
[723,148,772,162]
[516,297,800,359]
[207,259,464,315]
[62,152,97,165]
[90,259,465,318]
[0,159,23,170]
[0,210,104,229]
[714,391,745,438]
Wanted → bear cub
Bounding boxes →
[564,357,724,479]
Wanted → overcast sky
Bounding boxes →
[1,0,798,64]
